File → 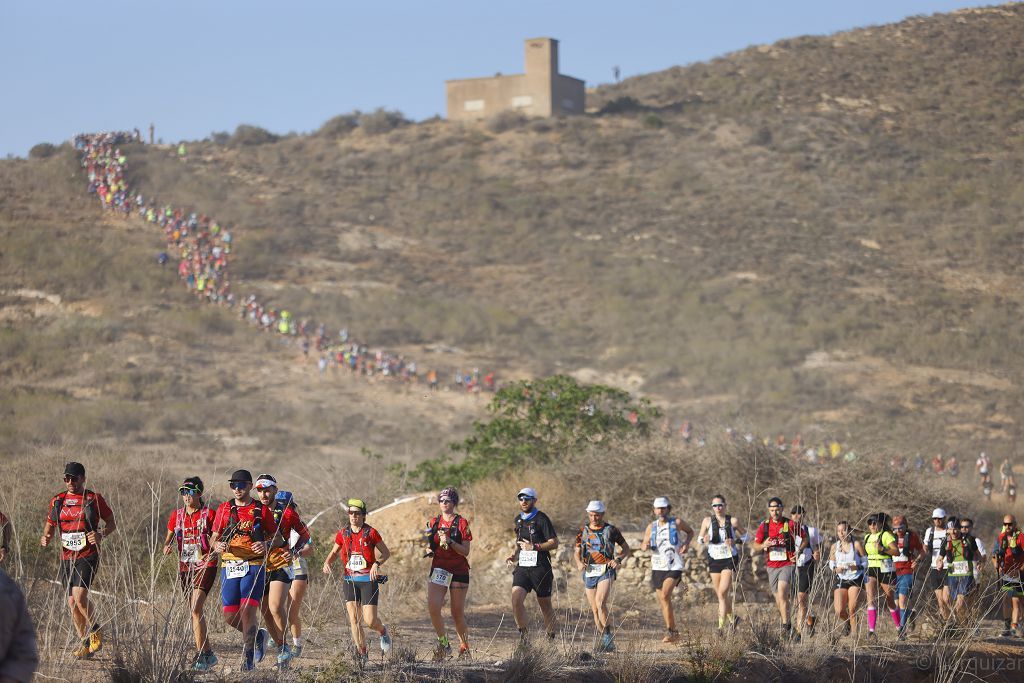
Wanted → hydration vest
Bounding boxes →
[49,490,100,533]
[579,523,615,562]
[650,517,680,548]
[428,515,463,553]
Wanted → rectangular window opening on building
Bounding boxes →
[512,95,533,109]
[464,100,485,112]
[562,99,575,110]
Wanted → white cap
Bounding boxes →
[254,478,277,490]
[653,496,671,508]
[586,500,606,513]
[932,508,947,519]
[517,487,538,500]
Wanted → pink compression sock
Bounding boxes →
[890,609,901,628]
[867,607,877,631]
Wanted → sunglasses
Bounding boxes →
[179,488,200,496]
[63,474,82,482]
[438,498,453,504]
[894,526,907,531]
[960,526,971,530]
[1004,522,1015,526]
[348,510,365,515]
[933,517,944,521]
[711,503,725,508]
[518,496,536,502]
[228,481,249,490]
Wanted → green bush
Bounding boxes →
[28,142,58,159]
[358,108,409,135]
[230,124,279,146]
[318,112,360,138]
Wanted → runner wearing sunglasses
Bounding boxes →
[642,496,694,642]
[423,487,472,660]
[696,494,744,633]
[506,487,559,642]
[40,462,116,659]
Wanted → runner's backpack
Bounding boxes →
[709,515,734,544]
[48,490,99,533]
[227,499,265,543]
[650,517,680,548]
[578,523,615,563]
[427,515,463,553]
[757,518,794,552]
[173,506,211,553]
[341,525,376,564]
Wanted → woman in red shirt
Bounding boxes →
[424,487,472,660]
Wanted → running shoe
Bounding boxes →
[253,628,268,664]
[72,642,91,659]
[356,646,368,666]
[88,629,103,654]
[458,642,471,660]
[867,630,876,640]
[600,632,615,652]
[380,625,392,654]
[292,644,303,659]
[241,650,255,672]
[730,615,742,632]
[1001,627,1013,637]
[193,651,218,672]
[276,643,293,665]
[662,630,680,644]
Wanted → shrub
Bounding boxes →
[28,142,58,159]
[598,95,645,115]
[209,130,230,145]
[318,112,360,138]
[643,113,665,129]
[230,124,279,146]
[486,110,528,134]
[358,107,410,135]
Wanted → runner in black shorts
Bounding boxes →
[506,487,559,640]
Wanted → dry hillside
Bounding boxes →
[2,4,1024,478]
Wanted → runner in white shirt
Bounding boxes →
[790,505,821,638]
[922,508,951,620]
[641,497,693,643]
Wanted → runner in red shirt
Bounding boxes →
[891,514,923,639]
[209,469,277,672]
[323,498,393,663]
[752,497,804,639]
[39,462,116,659]
[424,487,472,660]
[161,477,218,671]
[993,514,1024,636]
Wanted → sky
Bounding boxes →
[0,0,985,158]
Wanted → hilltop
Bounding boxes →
[3,4,1024,478]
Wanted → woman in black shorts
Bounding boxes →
[829,521,867,637]
[696,495,745,630]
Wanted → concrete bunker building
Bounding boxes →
[446,38,585,121]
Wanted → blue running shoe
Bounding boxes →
[253,628,268,664]
[241,650,255,672]
[277,643,293,666]
[600,632,615,652]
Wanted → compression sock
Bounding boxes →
[891,609,901,628]
[867,607,877,632]
[438,634,450,647]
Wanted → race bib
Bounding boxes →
[708,543,733,560]
[429,567,453,587]
[61,532,87,552]
[880,558,895,573]
[347,555,367,572]
[518,550,538,568]
[895,554,909,563]
[291,555,306,572]
[585,563,608,578]
[769,549,789,562]
[796,553,810,567]
[180,543,200,564]
[224,560,249,579]
[952,560,969,576]
[651,554,670,570]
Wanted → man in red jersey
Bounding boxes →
[752,497,804,639]
[993,514,1024,637]
[209,469,276,672]
[40,462,116,659]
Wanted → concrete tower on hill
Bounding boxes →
[446,38,585,121]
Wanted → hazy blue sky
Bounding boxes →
[1,0,983,157]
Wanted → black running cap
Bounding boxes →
[64,462,86,477]
[229,469,253,483]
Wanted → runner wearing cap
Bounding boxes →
[253,475,310,666]
[284,495,314,658]
[323,498,392,663]
[574,500,631,652]
[505,487,559,641]
[752,497,804,638]
[891,514,923,639]
[642,496,694,642]
[922,508,951,621]
[993,514,1024,637]
[40,462,116,659]
[209,469,277,671]
[696,494,745,632]
[789,505,821,639]
[423,487,472,660]
[938,516,977,626]
[161,477,218,671]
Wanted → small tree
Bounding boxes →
[29,142,58,159]
[408,375,661,488]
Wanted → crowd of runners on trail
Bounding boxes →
[72,132,499,397]
[9,460,1020,676]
